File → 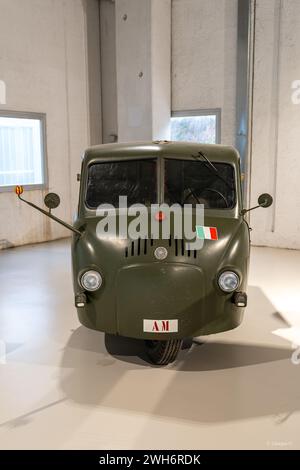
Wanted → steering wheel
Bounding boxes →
[183,189,202,205]
[184,187,229,208]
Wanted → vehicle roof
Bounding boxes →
[82,141,240,165]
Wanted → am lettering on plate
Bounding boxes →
[143,319,178,333]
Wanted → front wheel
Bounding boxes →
[145,339,183,365]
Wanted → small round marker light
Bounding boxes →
[155,211,166,222]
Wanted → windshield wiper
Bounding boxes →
[192,151,233,190]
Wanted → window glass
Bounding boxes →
[171,114,218,144]
[0,115,45,188]
[164,159,236,209]
[86,159,157,208]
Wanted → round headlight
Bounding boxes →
[218,271,239,292]
[81,270,102,291]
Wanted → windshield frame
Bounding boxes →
[80,154,240,219]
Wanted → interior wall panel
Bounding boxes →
[250,0,300,249]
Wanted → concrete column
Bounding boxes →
[115,0,171,142]
[84,0,102,146]
[100,0,118,144]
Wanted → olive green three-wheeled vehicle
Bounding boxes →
[16,141,273,365]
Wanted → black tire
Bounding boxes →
[145,339,183,365]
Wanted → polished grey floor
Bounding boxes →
[0,239,299,449]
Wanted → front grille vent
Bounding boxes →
[124,236,197,259]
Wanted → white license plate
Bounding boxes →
[143,319,178,333]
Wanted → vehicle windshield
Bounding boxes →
[85,157,236,210]
[85,159,157,208]
[164,159,236,209]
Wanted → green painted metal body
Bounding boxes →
[72,141,250,340]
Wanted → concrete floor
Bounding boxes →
[0,239,300,449]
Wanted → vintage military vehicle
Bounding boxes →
[16,141,273,365]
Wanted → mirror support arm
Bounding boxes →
[241,204,261,215]
[17,194,82,237]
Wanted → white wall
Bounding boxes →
[5,0,299,251]
[172,0,238,146]
[250,0,300,249]
[0,0,90,248]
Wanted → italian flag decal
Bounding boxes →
[196,225,218,240]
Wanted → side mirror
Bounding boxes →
[241,193,273,215]
[15,186,82,236]
[258,193,273,208]
[44,192,60,210]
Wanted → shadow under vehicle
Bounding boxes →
[15,141,273,365]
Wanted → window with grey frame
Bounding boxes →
[0,111,47,191]
[171,109,221,144]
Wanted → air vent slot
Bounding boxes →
[124,238,198,259]
[175,238,178,256]
[137,238,141,256]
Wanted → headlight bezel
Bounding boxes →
[80,269,103,292]
[218,270,240,293]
